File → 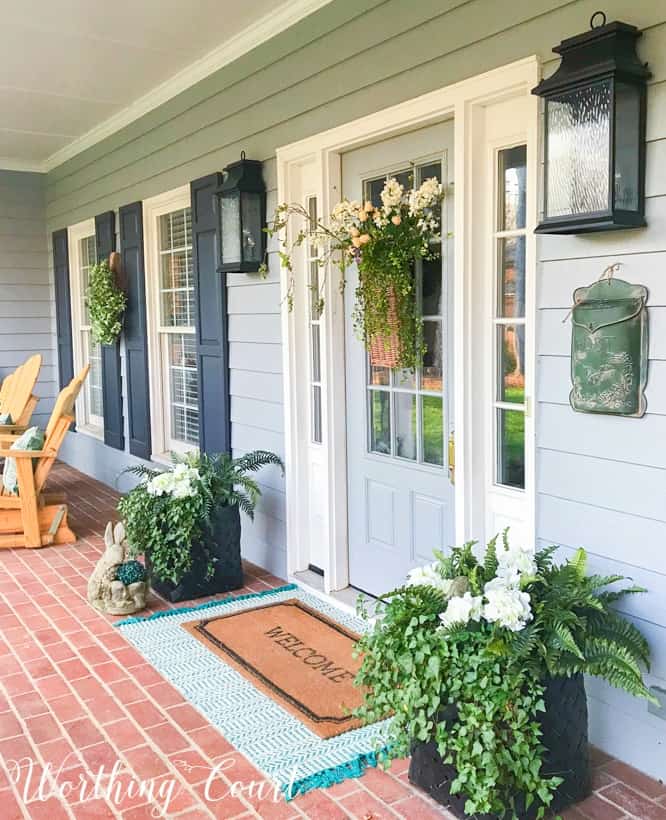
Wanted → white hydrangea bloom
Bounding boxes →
[171,480,197,499]
[146,472,175,496]
[496,541,537,586]
[408,177,443,215]
[146,464,200,498]
[483,581,533,632]
[380,178,404,211]
[439,592,484,629]
[406,562,453,596]
[330,199,361,232]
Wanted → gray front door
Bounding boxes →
[343,121,455,597]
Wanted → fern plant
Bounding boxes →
[118,449,283,584]
[354,534,655,818]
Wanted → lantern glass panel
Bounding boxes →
[220,193,241,267]
[545,79,612,218]
[614,82,641,211]
[240,191,263,265]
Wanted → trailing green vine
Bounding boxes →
[86,260,127,345]
[265,176,444,370]
[354,536,655,818]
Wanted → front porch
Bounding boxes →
[0,463,661,820]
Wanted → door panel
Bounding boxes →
[343,120,455,596]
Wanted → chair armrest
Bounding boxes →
[0,424,28,433]
[0,448,46,458]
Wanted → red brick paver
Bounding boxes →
[0,462,662,818]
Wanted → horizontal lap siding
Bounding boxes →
[0,171,54,428]
[41,0,666,776]
[227,185,286,576]
[536,8,666,779]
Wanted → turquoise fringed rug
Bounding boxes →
[116,584,390,799]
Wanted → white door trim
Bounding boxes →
[277,56,540,593]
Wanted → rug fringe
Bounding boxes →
[114,583,298,627]
[282,746,390,800]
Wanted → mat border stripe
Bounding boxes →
[114,583,298,627]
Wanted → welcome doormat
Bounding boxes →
[115,585,390,798]
[182,599,366,739]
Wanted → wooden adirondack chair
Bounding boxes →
[0,354,42,435]
[0,365,89,549]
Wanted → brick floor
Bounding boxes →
[0,462,662,819]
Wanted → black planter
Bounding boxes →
[408,674,591,819]
[146,503,244,603]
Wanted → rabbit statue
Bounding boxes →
[87,522,147,615]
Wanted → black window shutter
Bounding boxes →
[191,173,230,454]
[52,228,74,390]
[95,211,125,451]
[119,202,151,460]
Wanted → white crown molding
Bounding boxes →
[42,0,333,173]
[0,157,47,173]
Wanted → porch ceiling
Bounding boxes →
[0,0,331,172]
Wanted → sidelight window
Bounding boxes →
[493,146,527,489]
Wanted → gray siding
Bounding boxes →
[0,170,54,427]
[39,0,666,777]
[228,182,287,574]
[537,218,666,776]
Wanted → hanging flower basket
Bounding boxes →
[368,287,401,368]
[267,176,445,371]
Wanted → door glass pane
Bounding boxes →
[365,169,412,209]
[312,385,322,444]
[394,368,416,389]
[369,364,390,386]
[498,146,527,231]
[497,408,525,489]
[422,320,443,392]
[311,325,321,382]
[369,390,391,455]
[498,326,525,404]
[422,395,444,466]
[394,393,416,460]
[422,257,442,316]
[498,236,525,318]
[418,162,442,184]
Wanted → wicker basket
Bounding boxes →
[368,288,401,368]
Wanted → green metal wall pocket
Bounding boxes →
[570,273,649,417]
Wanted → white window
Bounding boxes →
[68,220,104,436]
[144,187,200,459]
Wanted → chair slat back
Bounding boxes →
[0,372,14,410]
[2,355,42,423]
[35,365,90,493]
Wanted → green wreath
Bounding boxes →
[86,260,127,345]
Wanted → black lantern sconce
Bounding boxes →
[216,152,266,272]
[533,12,651,235]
